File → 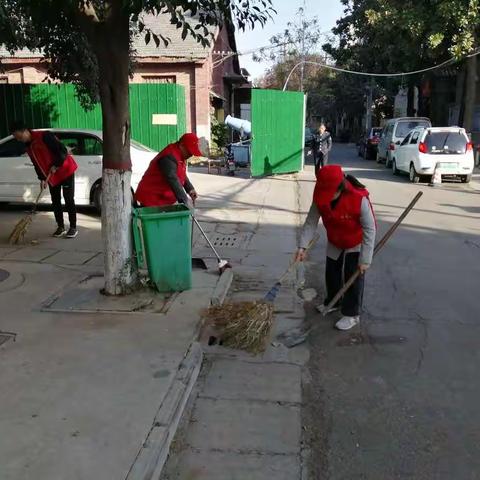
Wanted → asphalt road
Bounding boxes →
[303,144,480,480]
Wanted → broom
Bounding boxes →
[204,236,319,354]
[277,191,424,348]
[8,175,50,245]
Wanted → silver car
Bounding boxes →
[377,117,431,167]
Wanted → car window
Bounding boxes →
[395,121,430,138]
[55,133,83,155]
[410,131,420,144]
[0,138,27,157]
[424,131,467,154]
[401,133,412,146]
[83,136,103,155]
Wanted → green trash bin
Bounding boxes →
[132,205,192,292]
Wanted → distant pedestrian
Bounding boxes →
[313,123,332,175]
[295,165,376,331]
[10,121,78,238]
[135,133,201,208]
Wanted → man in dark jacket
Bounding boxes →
[10,121,78,238]
[313,123,333,175]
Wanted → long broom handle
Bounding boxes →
[277,234,320,284]
[192,215,222,263]
[323,191,423,314]
[31,173,52,214]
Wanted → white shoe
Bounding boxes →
[335,316,360,331]
[316,304,340,315]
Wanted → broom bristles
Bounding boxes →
[8,214,33,245]
[204,300,274,354]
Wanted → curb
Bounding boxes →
[125,342,203,480]
[210,268,234,306]
[126,268,233,480]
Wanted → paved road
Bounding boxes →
[303,144,480,479]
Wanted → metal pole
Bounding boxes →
[365,79,373,133]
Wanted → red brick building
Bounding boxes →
[0,13,249,147]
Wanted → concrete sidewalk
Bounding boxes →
[0,167,311,480]
[161,168,312,480]
[0,177,229,480]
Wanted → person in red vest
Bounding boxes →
[295,165,376,330]
[135,133,201,208]
[10,121,78,238]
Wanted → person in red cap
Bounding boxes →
[135,133,201,208]
[295,165,376,330]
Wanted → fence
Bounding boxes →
[0,83,186,151]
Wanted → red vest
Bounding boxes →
[134,143,187,207]
[27,130,78,187]
[314,181,372,250]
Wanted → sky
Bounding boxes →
[236,0,345,80]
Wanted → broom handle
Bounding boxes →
[323,191,423,312]
[278,234,320,284]
[31,173,51,214]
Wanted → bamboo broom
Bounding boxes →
[8,175,50,245]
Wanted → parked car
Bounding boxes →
[377,117,432,167]
[391,126,474,183]
[358,127,383,160]
[305,127,315,147]
[0,129,156,211]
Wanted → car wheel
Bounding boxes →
[461,174,472,184]
[386,156,392,168]
[92,183,102,213]
[376,153,382,164]
[409,164,420,183]
[392,159,399,176]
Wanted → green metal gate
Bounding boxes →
[0,83,186,151]
[250,89,306,177]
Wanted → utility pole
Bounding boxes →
[365,78,374,133]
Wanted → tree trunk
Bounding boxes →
[407,84,415,117]
[81,4,137,295]
[463,55,477,133]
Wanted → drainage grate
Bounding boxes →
[211,234,250,249]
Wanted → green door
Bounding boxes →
[250,89,305,177]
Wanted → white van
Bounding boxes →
[377,117,431,167]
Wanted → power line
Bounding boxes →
[282,50,480,90]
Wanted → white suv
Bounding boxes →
[391,126,474,183]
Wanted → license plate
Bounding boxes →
[439,162,457,170]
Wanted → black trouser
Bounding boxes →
[314,151,329,175]
[324,251,364,317]
[48,174,77,229]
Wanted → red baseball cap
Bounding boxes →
[179,133,202,157]
[313,165,345,206]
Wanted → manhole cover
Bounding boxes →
[0,269,10,283]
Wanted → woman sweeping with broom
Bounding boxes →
[295,165,376,331]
